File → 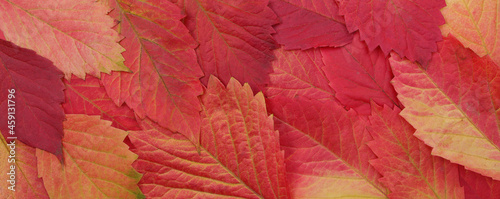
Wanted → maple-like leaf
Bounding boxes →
[367,103,464,199]
[173,0,279,92]
[63,76,139,131]
[129,77,289,198]
[101,0,204,145]
[265,47,335,101]
[36,114,143,199]
[337,0,445,64]
[267,96,388,198]
[0,136,49,198]
[440,0,500,67]
[321,33,400,115]
[269,0,353,49]
[0,40,64,160]
[0,0,128,79]
[390,36,500,180]
[458,167,500,199]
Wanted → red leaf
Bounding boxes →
[268,96,387,198]
[321,33,400,115]
[265,47,335,101]
[390,35,500,180]
[367,103,464,198]
[129,77,289,198]
[62,76,139,131]
[175,0,279,92]
[101,0,204,144]
[0,40,64,160]
[458,167,500,199]
[269,0,353,49]
[337,0,446,64]
[0,0,128,79]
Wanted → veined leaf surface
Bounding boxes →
[321,33,400,115]
[173,0,279,92]
[268,96,388,198]
[368,103,464,199]
[390,36,500,180]
[459,167,500,199]
[0,0,127,78]
[101,0,204,145]
[129,77,289,198]
[265,47,335,101]
[36,115,143,199]
[0,136,49,198]
[63,76,139,131]
[440,0,500,67]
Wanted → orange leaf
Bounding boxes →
[0,0,128,79]
[440,0,500,67]
[0,136,49,198]
[36,115,143,199]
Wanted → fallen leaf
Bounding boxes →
[0,136,49,198]
[101,0,204,145]
[440,0,500,67]
[367,103,464,199]
[0,39,64,160]
[0,0,127,79]
[321,33,400,115]
[267,96,388,198]
[269,0,353,49]
[129,77,289,198]
[63,75,139,131]
[390,36,500,180]
[265,47,335,101]
[337,0,446,64]
[458,167,500,199]
[174,0,279,92]
[36,114,143,199]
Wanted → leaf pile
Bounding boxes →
[0,0,499,198]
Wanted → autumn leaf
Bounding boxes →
[62,76,139,131]
[100,0,204,145]
[321,32,401,115]
[173,0,279,92]
[129,77,289,198]
[458,167,500,199]
[0,39,64,160]
[269,0,353,49]
[0,0,128,79]
[337,0,446,64]
[440,0,500,67]
[390,36,500,180]
[268,96,388,198]
[0,136,49,199]
[367,103,464,199]
[36,114,143,199]
[265,47,335,101]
